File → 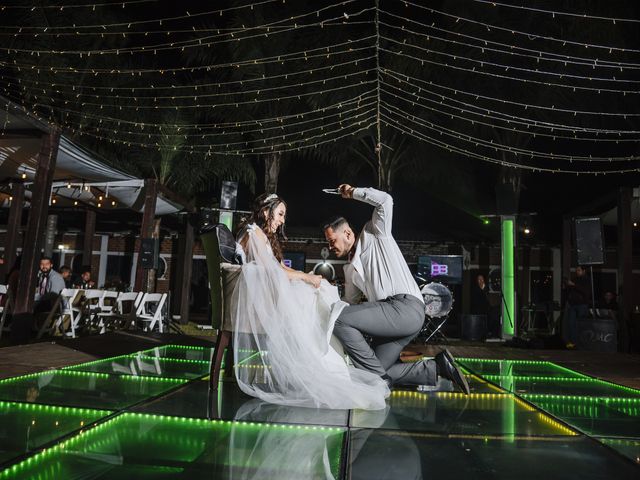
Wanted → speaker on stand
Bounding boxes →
[573,217,609,349]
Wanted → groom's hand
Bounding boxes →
[338,184,355,199]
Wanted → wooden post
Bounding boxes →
[134,179,158,292]
[617,187,633,352]
[172,217,194,325]
[14,130,60,314]
[1,182,25,280]
[83,209,96,268]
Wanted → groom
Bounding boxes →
[324,184,470,394]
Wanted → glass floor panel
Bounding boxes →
[482,375,640,399]
[598,438,640,465]
[347,429,640,479]
[521,395,640,437]
[0,401,110,466]
[64,354,210,380]
[459,358,585,378]
[139,345,214,363]
[351,391,576,436]
[0,371,186,410]
[133,378,349,427]
[0,412,346,480]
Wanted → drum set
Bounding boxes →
[417,278,454,343]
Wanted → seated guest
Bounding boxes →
[34,257,66,314]
[59,266,72,288]
[74,267,95,289]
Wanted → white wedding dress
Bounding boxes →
[230,224,389,410]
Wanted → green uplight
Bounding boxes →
[501,217,515,337]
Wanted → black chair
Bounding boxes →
[201,223,242,394]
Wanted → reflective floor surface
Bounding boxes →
[0,345,638,479]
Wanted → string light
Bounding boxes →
[61,98,378,140]
[381,116,640,175]
[379,88,640,147]
[0,0,158,10]
[0,55,376,97]
[0,0,310,31]
[0,9,374,57]
[474,0,640,24]
[1,0,636,178]
[381,69,640,122]
[397,0,640,54]
[0,38,375,76]
[379,47,640,95]
[379,14,640,71]
[380,100,638,163]
[381,36,640,87]
[7,69,376,111]
[4,90,377,131]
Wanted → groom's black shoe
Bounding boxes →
[435,349,470,395]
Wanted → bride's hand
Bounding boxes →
[303,273,323,289]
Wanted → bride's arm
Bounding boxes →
[241,226,323,288]
[281,263,323,288]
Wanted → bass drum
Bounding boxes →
[421,282,454,319]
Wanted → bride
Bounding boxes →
[230,192,389,410]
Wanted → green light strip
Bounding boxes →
[483,374,640,393]
[64,354,209,369]
[459,358,552,365]
[501,217,515,337]
[0,369,184,384]
[0,400,112,415]
[521,394,640,403]
[0,411,345,478]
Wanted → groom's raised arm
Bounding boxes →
[351,187,393,236]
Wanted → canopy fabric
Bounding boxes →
[0,96,182,215]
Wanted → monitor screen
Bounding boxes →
[283,252,306,271]
[417,255,463,285]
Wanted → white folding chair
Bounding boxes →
[81,290,105,333]
[0,285,12,340]
[135,293,168,332]
[111,292,143,330]
[57,288,83,338]
[95,291,120,333]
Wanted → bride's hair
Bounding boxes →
[245,192,287,262]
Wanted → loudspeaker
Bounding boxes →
[220,181,238,210]
[139,238,159,269]
[574,217,604,265]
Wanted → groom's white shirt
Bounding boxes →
[342,187,423,305]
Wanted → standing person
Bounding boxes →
[564,265,591,348]
[323,184,469,394]
[470,273,490,316]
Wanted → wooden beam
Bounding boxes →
[83,209,96,268]
[134,178,158,292]
[617,187,633,352]
[0,129,44,139]
[13,130,60,314]
[1,182,25,280]
[157,183,195,213]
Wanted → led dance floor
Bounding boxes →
[0,346,638,479]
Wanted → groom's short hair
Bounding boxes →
[323,216,349,232]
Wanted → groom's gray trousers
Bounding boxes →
[334,294,437,386]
